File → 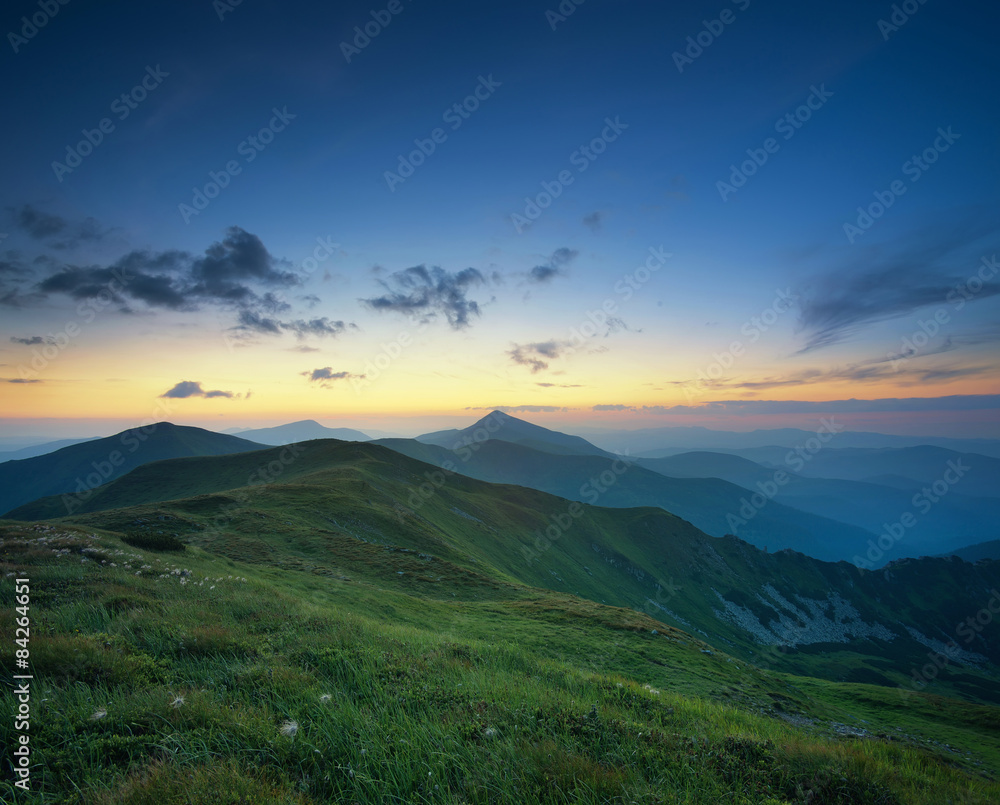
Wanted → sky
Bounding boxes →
[1,0,998,439]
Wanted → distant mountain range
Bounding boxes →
[939,540,1000,562]
[382,427,885,564]
[0,423,262,516]
[582,425,1000,458]
[225,419,369,444]
[417,410,612,457]
[7,412,996,566]
[636,450,1000,559]
[712,445,1000,499]
[0,436,100,462]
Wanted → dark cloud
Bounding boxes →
[529,265,560,283]
[9,204,110,249]
[528,247,577,284]
[159,380,235,399]
[0,256,41,308]
[301,367,365,387]
[306,367,350,381]
[593,404,635,411]
[360,265,488,329]
[507,340,574,373]
[536,382,583,388]
[286,318,352,338]
[235,311,351,339]
[10,336,48,346]
[235,309,283,335]
[796,220,999,353]
[38,261,190,310]
[0,257,35,277]
[583,211,603,233]
[6,378,41,384]
[187,227,298,303]
[11,225,354,338]
[30,228,287,312]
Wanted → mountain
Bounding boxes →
[417,410,612,457]
[712,445,1000,500]
[939,540,1000,562]
[638,451,1000,560]
[9,437,1000,702]
[584,425,1000,458]
[385,413,997,562]
[0,423,263,516]
[229,419,370,445]
[6,438,1000,802]
[637,450,775,488]
[372,437,894,565]
[6,514,1000,802]
[0,436,100,462]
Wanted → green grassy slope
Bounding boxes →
[3,516,1000,804]
[8,439,1000,704]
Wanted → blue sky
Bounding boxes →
[1,0,998,437]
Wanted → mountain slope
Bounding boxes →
[230,419,369,444]
[640,451,1000,559]
[586,425,1000,458]
[705,445,1000,499]
[375,437,882,564]
[14,436,1000,706]
[0,436,100,462]
[417,410,612,457]
[5,516,999,804]
[0,422,263,516]
[939,539,1000,562]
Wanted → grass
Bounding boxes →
[3,521,1000,803]
[23,435,999,706]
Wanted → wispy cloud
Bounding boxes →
[7,204,112,249]
[671,358,993,393]
[528,247,577,283]
[796,217,999,353]
[640,395,1000,415]
[236,311,353,339]
[507,340,574,373]
[582,212,603,233]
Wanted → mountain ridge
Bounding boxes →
[0,422,263,516]
[7,435,999,704]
